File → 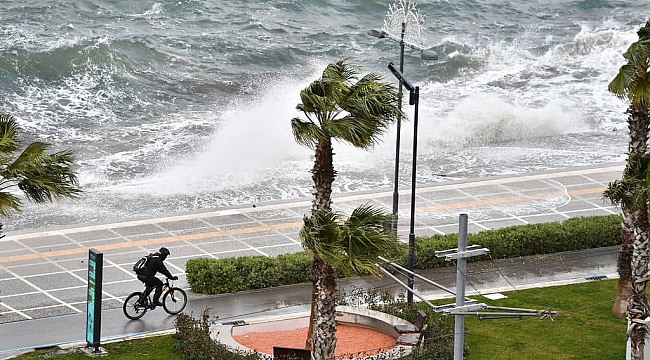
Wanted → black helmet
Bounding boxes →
[159,247,170,256]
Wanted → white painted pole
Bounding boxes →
[454,214,468,360]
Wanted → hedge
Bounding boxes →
[186,214,622,295]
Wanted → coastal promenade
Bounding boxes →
[0,162,624,356]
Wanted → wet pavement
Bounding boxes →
[0,162,624,357]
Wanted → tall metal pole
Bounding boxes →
[454,214,468,360]
[407,85,419,304]
[392,21,406,232]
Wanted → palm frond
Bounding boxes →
[631,74,650,110]
[300,205,400,276]
[291,118,326,148]
[340,204,399,275]
[0,192,21,217]
[344,74,401,116]
[608,64,634,100]
[610,34,650,108]
[322,57,358,85]
[300,210,344,264]
[1,144,81,203]
[604,150,650,210]
[291,58,401,155]
[0,113,20,155]
[623,41,649,64]
[297,81,328,114]
[0,114,82,216]
[326,114,387,148]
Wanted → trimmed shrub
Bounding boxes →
[276,252,312,284]
[186,252,312,295]
[186,215,623,295]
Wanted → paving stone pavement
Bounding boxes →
[0,162,624,357]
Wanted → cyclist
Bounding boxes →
[138,247,178,308]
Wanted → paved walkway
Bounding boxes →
[0,162,624,357]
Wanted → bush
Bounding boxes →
[186,215,622,295]
[276,252,312,284]
[174,308,221,360]
[174,307,263,360]
[370,298,455,360]
[414,214,622,270]
[186,252,313,295]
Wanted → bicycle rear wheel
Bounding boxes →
[123,292,147,320]
[162,288,187,315]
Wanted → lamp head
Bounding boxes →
[421,49,438,61]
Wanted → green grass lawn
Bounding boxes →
[14,334,181,360]
[464,279,626,360]
[13,279,626,360]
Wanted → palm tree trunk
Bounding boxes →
[614,212,634,316]
[628,208,650,360]
[312,263,337,360]
[619,107,650,317]
[306,256,323,350]
[311,139,335,212]
[306,138,335,350]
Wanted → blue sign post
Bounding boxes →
[86,249,103,353]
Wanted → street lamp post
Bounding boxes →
[387,62,420,304]
[368,28,437,234]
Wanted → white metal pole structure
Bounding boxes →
[435,214,489,360]
[369,0,437,305]
[368,0,437,236]
[378,215,557,358]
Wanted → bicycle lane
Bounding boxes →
[0,279,314,356]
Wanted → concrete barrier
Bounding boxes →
[212,305,417,359]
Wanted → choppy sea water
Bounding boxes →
[0,0,646,231]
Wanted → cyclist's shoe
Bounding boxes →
[154,301,165,308]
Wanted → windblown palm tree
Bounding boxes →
[0,113,81,224]
[604,151,650,360]
[606,20,650,321]
[291,58,402,359]
[300,205,401,360]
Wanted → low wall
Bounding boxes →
[212,305,417,359]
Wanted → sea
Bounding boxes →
[0,0,647,232]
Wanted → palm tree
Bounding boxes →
[291,58,403,356]
[607,20,650,318]
[300,205,401,360]
[0,113,82,224]
[604,151,650,360]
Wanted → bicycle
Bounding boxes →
[123,278,187,320]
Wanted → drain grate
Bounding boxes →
[585,275,607,281]
[222,320,247,326]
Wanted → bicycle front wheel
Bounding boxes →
[123,292,147,320]
[162,287,187,315]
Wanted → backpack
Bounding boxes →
[133,253,154,275]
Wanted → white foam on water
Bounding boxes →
[106,22,638,198]
[111,58,428,197]
[403,24,639,153]
[4,5,645,232]
[114,67,325,195]
[427,95,583,146]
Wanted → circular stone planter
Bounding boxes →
[213,305,416,359]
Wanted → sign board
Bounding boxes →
[86,249,103,351]
[273,346,311,360]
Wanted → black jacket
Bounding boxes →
[142,254,173,279]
